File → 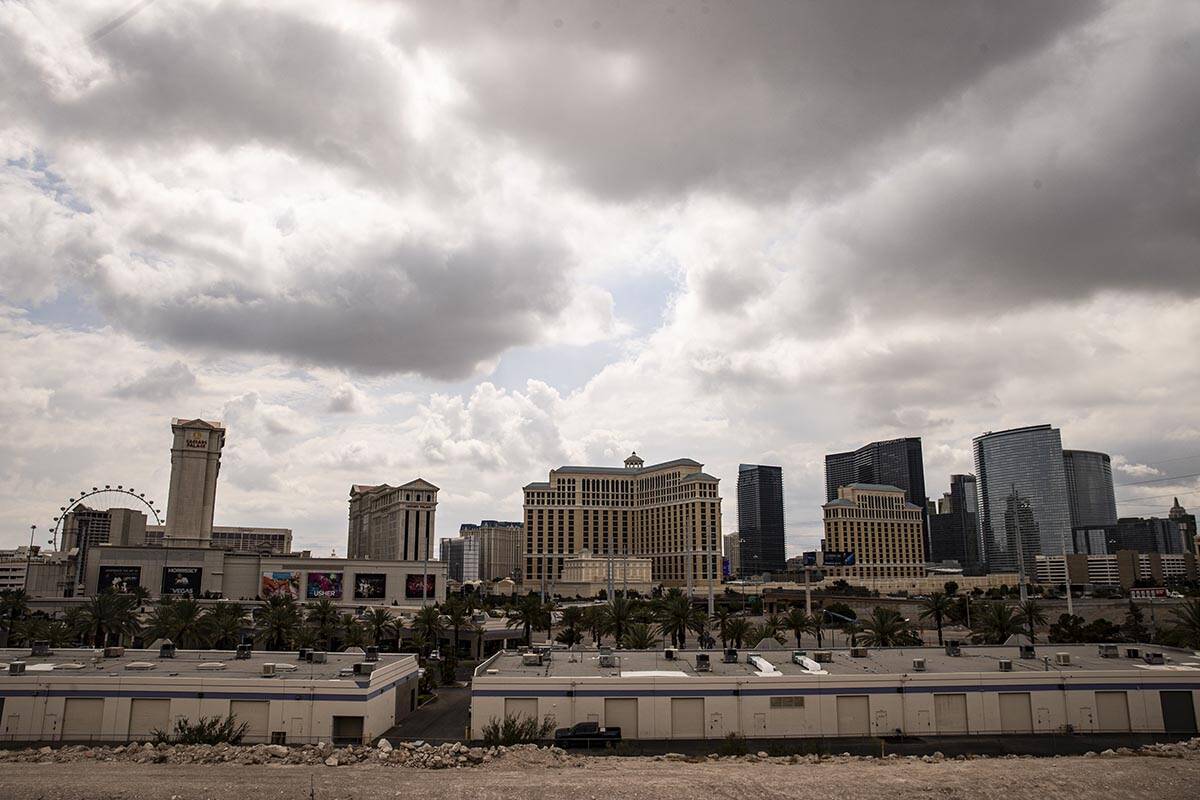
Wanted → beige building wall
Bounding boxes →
[822,483,926,580]
[523,453,722,586]
[347,480,438,561]
[164,419,225,544]
[460,521,524,581]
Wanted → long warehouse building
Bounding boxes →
[471,644,1200,740]
[0,647,419,745]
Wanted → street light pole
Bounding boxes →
[25,525,36,593]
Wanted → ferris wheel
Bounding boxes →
[50,485,163,549]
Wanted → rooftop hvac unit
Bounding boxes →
[664,648,677,660]
[261,663,277,677]
[1125,648,1141,659]
[813,651,833,663]
[1098,644,1119,659]
[911,658,926,672]
[353,662,376,675]
[1143,652,1165,665]
[945,641,962,657]
[850,647,868,658]
[31,640,51,657]
[598,654,617,668]
[1054,652,1071,666]
[124,661,156,671]
[485,668,500,675]
[521,652,543,666]
[273,662,298,672]
[103,646,125,658]
[598,646,614,657]
[998,658,1013,672]
[159,642,177,659]
[196,662,227,671]
[235,644,252,660]
[365,646,379,662]
[8,661,26,676]
[1018,645,1036,660]
[305,651,327,664]
[298,648,312,661]
[695,653,711,672]
[723,648,739,664]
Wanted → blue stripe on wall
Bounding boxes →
[472,681,1200,699]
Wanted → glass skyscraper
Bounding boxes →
[824,437,927,510]
[1062,449,1118,528]
[737,464,786,576]
[972,424,1073,574]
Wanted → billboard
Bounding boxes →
[261,570,301,599]
[405,573,436,599]
[802,551,856,567]
[305,571,344,600]
[353,573,387,600]
[98,565,141,594]
[161,566,202,597]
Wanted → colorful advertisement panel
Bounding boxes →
[161,566,202,597]
[98,565,141,594]
[404,573,436,599]
[305,571,343,599]
[261,570,301,599]
[353,573,387,600]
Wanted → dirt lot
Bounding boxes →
[2,753,1199,800]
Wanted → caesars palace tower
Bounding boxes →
[163,417,226,544]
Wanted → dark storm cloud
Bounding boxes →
[399,0,1102,200]
[97,235,573,380]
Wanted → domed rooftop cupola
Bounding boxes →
[624,451,644,469]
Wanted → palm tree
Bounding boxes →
[1016,599,1048,645]
[621,622,659,649]
[442,596,470,659]
[80,591,140,647]
[745,622,786,647]
[844,619,864,648]
[505,594,545,647]
[784,607,815,648]
[725,616,752,649]
[0,589,29,646]
[204,603,247,649]
[582,606,603,645]
[556,606,585,647]
[255,594,302,650]
[306,598,340,649]
[919,592,954,646]
[61,606,87,645]
[599,596,636,645]
[762,612,785,638]
[361,607,397,649]
[1169,598,1200,649]
[713,606,735,648]
[972,602,1022,645]
[143,598,213,649]
[656,592,702,648]
[859,607,918,647]
[340,613,367,649]
[412,605,445,655]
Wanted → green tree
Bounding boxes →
[1048,613,1087,643]
[1122,599,1149,642]
[204,603,247,650]
[725,616,752,648]
[713,606,735,648]
[254,594,302,650]
[505,594,545,647]
[745,622,786,647]
[918,592,954,646]
[656,592,703,648]
[973,602,1022,644]
[598,596,636,646]
[556,606,585,647]
[442,596,471,658]
[1016,599,1048,645]
[859,607,918,647]
[1168,598,1200,649]
[621,622,659,649]
[943,581,959,596]
[412,605,445,655]
[361,607,397,649]
[340,613,367,649]
[0,589,29,646]
[80,591,140,647]
[144,598,213,649]
[783,607,823,648]
[305,598,340,649]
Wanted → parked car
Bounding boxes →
[553,721,621,746]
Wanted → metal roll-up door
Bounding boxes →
[934,693,969,734]
[670,698,704,739]
[998,692,1033,733]
[62,698,105,741]
[1095,691,1130,732]
[604,698,638,738]
[836,695,870,736]
[128,699,170,741]
[229,700,270,743]
[504,697,539,722]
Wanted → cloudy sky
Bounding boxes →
[3,0,1199,557]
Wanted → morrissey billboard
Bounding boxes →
[261,570,301,599]
[161,566,202,597]
[353,573,387,600]
[305,571,344,600]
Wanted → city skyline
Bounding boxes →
[3,3,1200,557]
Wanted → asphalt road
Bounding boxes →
[381,685,471,743]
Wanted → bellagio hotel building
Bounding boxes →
[522,452,722,586]
[821,483,927,579]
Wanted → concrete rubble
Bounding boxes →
[0,737,1196,768]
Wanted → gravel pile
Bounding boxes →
[0,739,571,769]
